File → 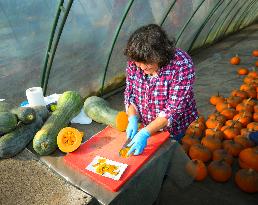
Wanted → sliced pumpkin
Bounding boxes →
[116,111,129,132]
[57,127,83,153]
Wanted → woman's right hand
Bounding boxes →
[126,115,138,139]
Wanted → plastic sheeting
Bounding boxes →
[0,0,258,104]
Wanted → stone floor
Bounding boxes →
[1,23,258,205]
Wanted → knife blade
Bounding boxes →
[119,138,132,157]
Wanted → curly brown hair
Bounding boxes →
[124,24,175,67]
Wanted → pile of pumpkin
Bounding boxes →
[181,50,258,193]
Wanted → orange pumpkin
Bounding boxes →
[245,88,256,99]
[252,50,258,57]
[185,124,203,138]
[237,67,249,75]
[247,122,258,131]
[255,61,258,67]
[182,134,200,147]
[235,169,258,193]
[242,98,256,107]
[254,105,258,113]
[247,71,258,78]
[216,102,231,113]
[243,76,255,84]
[226,96,242,108]
[253,112,258,122]
[236,102,254,113]
[240,84,254,92]
[189,144,212,162]
[225,120,242,129]
[221,125,240,140]
[238,110,253,118]
[222,140,243,157]
[238,147,258,171]
[220,108,237,120]
[205,128,224,141]
[213,149,233,165]
[231,89,248,100]
[208,112,227,124]
[230,55,240,65]
[201,135,222,152]
[233,113,252,128]
[208,160,232,182]
[210,92,224,105]
[205,118,223,130]
[240,128,249,136]
[186,159,208,181]
[234,135,255,148]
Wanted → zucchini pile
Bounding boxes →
[0,101,49,158]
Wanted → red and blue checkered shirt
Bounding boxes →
[124,48,198,136]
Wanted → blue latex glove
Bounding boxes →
[126,115,138,139]
[127,128,151,156]
[249,131,258,145]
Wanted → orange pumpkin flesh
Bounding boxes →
[116,111,129,132]
[57,127,83,153]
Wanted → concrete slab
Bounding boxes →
[0,149,94,205]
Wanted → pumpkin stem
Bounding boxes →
[245,98,251,105]
[214,124,219,131]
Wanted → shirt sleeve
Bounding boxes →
[124,61,138,114]
[159,57,196,126]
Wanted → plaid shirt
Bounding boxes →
[124,48,198,136]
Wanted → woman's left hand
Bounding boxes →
[127,128,150,156]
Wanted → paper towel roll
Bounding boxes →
[26,87,46,107]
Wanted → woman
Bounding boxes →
[124,24,198,156]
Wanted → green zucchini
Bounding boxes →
[83,96,128,131]
[0,112,17,134]
[0,101,14,112]
[33,91,83,155]
[0,107,49,158]
[11,107,36,124]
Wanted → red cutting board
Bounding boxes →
[64,126,170,192]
